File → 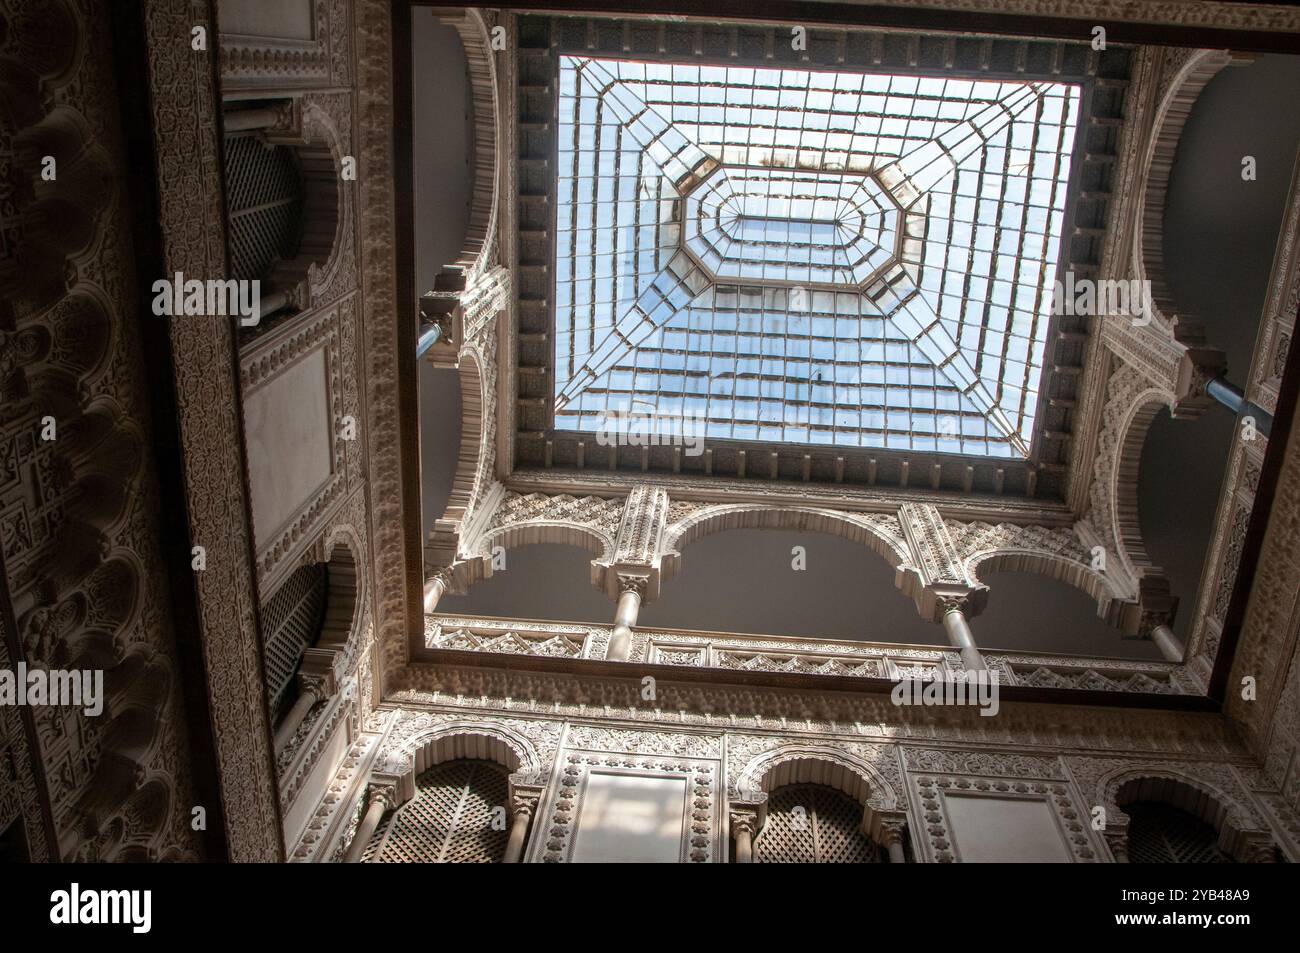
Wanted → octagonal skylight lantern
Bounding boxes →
[552,57,1079,458]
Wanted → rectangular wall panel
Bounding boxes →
[943,793,1073,863]
[570,772,690,863]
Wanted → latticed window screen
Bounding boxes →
[260,563,327,722]
[1125,802,1234,864]
[754,783,883,863]
[368,760,510,863]
[223,133,304,281]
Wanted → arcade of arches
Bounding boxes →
[3,0,1300,865]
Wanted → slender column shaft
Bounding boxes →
[1206,376,1245,414]
[504,805,534,863]
[258,289,291,321]
[734,827,754,864]
[941,607,985,671]
[273,687,319,754]
[223,108,282,132]
[417,323,444,358]
[886,840,905,864]
[606,588,641,662]
[343,794,387,863]
[423,575,447,614]
[1151,624,1184,663]
[1208,376,1273,436]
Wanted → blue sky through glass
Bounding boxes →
[552,57,1080,457]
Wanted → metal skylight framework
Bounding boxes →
[552,57,1080,457]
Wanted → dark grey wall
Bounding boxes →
[424,49,1300,660]
[413,10,473,292]
[1140,52,1300,640]
[415,12,475,541]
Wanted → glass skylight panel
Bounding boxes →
[552,56,1080,457]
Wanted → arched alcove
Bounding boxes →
[1125,802,1233,863]
[366,760,510,864]
[754,783,884,863]
[260,562,329,724]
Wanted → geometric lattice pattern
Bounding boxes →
[224,134,303,281]
[554,58,1080,456]
[1125,803,1234,864]
[753,784,883,863]
[260,563,328,722]
[370,761,509,864]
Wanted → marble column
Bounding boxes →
[940,599,985,672]
[273,684,320,754]
[731,810,758,864]
[256,288,292,323]
[606,578,644,662]
[273,666,334,755]
[1207,375,1273,436]
[1150,623,1185,663]
[879,822,907,864]
[423,572,449,614]
[504,794,539,864]
[343,785,395,863]
[223,106,286,133]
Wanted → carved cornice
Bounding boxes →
[388,665,1243,758]
[506,468,1076,526]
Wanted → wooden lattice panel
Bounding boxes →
[372,760,509,864]
[754,784,882,863]
[224,133,303,281]
[1125,802,1233,864]
[260,563,327,721]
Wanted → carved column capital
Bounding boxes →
[1173,347,1228,418]
[729,808,760,839]
[366,782,399,814]
[297,647,339,700]
[922,586,989,624]
[866,809,907,844]
[616,574,649,599]
[508,775,544,818]
[934,592,975,616]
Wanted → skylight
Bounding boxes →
[552,57,1080,457]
